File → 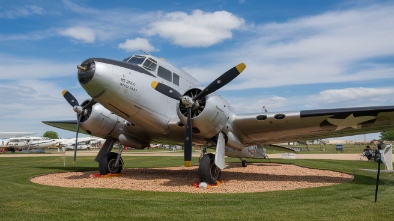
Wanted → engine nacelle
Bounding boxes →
[177,92,230,138]
[79,101,149,149]
[79,102,120,138]
[117,134,149,149]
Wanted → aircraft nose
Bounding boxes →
[77,59,95,85]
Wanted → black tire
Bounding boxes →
[98,152,123,174]
[198,153,221,184]
[242,160,247,167]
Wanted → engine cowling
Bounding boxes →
[79,100,120,138]
[78,101,149,149]
[177,89,230,138]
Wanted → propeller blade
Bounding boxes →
[184,108,192,167]
[194,63,246,101]
[151,81,183,101]
[62,90,79,107]
[375,151,382,202]
[73,114,82,164]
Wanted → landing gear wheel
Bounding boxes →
[242,160,247,167]
[198,153,221,184]
[98,152,123,175]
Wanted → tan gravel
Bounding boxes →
[31,163,353,193]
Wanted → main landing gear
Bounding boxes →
[198,152,222,184]
[95,137,224,184]
[98,152,124,174]
[97,138,124,175]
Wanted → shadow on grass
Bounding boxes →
[352,173,393,186]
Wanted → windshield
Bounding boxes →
[124,55,146,65]
[123,55,157,72]
[142,58,157,71]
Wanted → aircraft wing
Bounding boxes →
[42,120,152,143]
[42,120,90,135]
[233,105,394,145]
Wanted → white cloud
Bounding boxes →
[310,87,394,106]
[60,2,246,47]
[0,5,44,19]
[0,54,75,80]
[143,10,245,47]
[59,26,96,43]
[227,95,288,113]
[182,4,394,90]
[0,79,89,138]
[118,38,157,52]
[3,2,246,49]
[59,0,156,43]
[224,87,394,115]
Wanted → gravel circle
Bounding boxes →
[31,163,353,193]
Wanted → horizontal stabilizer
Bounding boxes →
[265,144,297,152]
[225,146,267,159]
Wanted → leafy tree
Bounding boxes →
[43,131,59,139]
[380,131,394,141]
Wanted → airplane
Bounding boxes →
[0,132,36,151]
[55,137,104,151]
[1,138,9,148]
[7,136,57,151]
[43,52,394,184]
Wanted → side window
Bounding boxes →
[158,66,172,82]
[173,73,179,86]
[143,58,157,71]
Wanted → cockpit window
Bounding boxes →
[122,56,131,62]
[123,55,157,72]
[142,58,157,71]
[125,55,146,65]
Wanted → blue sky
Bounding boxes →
[1,0,394,141]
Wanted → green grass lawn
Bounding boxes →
[0,155,393,221]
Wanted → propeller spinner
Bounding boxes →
[151,63,246,167]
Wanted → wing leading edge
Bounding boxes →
[42,120,90,135]
[233,105,394,145]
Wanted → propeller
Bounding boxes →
[62,90,95,164]
[375,145,383,202]
[151,63,246,167]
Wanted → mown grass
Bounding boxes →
[0,155,393,221]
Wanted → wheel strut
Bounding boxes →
[199,143,208,162]
[115,145,124,168]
